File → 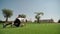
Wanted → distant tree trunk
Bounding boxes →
[37,18,40,23]
[6,17,8,22]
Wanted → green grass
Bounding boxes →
[0,23,60,34]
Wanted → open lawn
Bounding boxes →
[0,23,60,34]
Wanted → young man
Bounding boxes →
[3,15,25,28]
[14,15,25,27]
[14,15,21,27]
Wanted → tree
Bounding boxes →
[34,12,44,23]
[19,14,26,18]
[2,9,13,22]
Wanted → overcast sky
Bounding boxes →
[0,0,60,22]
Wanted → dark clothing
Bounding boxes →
[58,20,60,23]
[14,18,21,27]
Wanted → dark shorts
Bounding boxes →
[14,18,21,27]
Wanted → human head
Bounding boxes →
[18,15,21,18]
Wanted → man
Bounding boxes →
[14,15,21,27]
[3,15,24,28]
[14,15,25,27]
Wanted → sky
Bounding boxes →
[0,0,60,22]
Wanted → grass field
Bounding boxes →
[0,23,60,34]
